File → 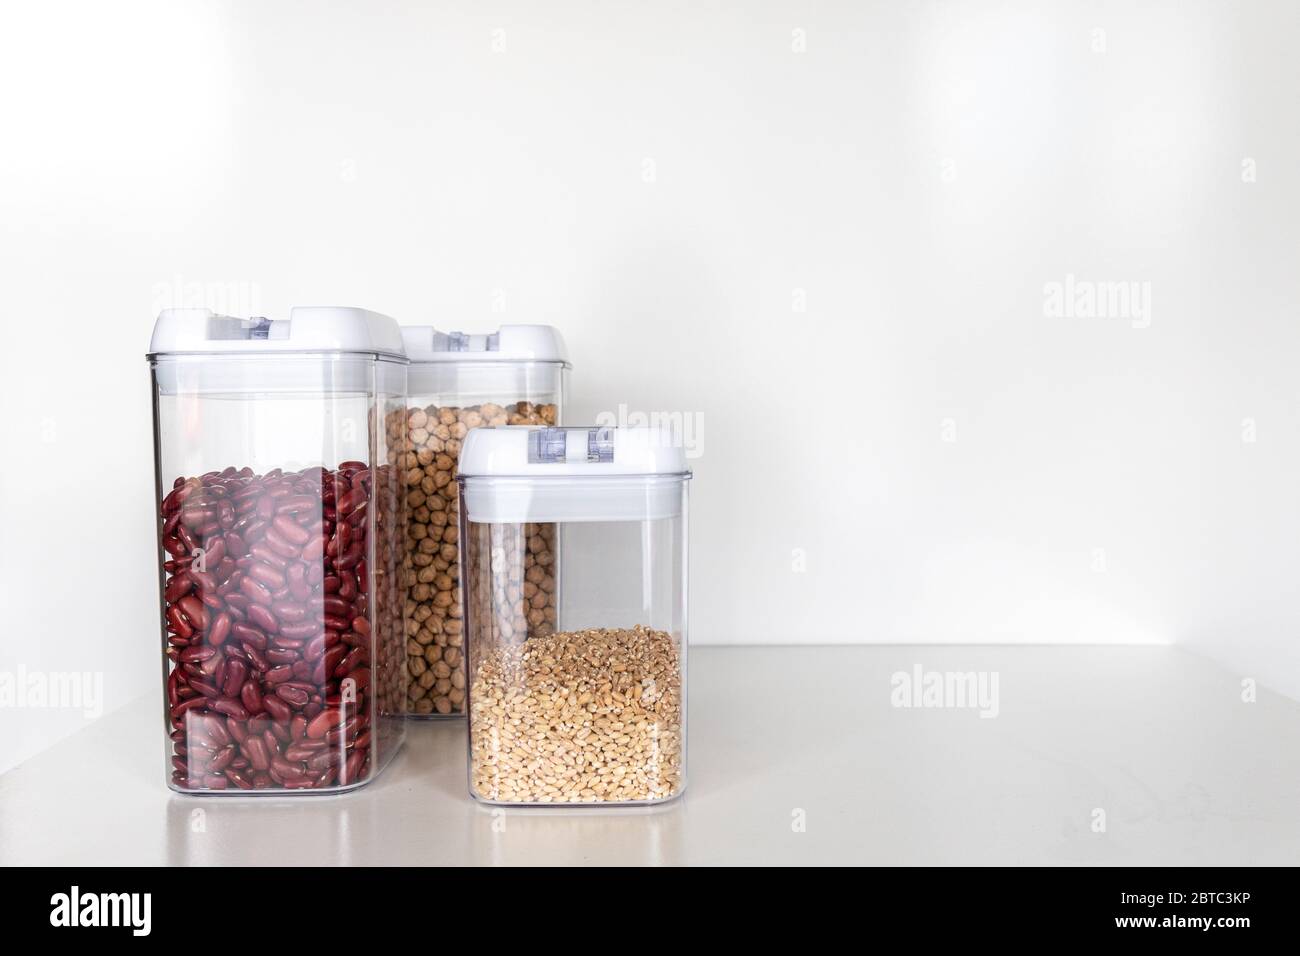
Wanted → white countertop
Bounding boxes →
[2,646,1297,866]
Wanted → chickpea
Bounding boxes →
[399,399,559,715]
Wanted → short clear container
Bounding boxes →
[148,307,409,794]
[397,325,568,717]
[458,426,690,805]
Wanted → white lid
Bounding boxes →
[459,426,687,477]
[458,426,690,523]
[149,307,406,359]
[401,324,569,365]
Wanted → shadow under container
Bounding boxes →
[398,325,569,718]
[458,425,690,805]
[148,307,409,794]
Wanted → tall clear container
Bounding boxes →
[458,426,690,805]
[149,307,409,794]
[398,325,568,717]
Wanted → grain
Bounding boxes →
[469,625,683,803]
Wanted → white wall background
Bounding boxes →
[2,0,1297,772]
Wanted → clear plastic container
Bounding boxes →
[458,426,690,805]
[397,325,568,717]
[148,307,409,794]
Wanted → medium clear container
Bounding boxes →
[458,426,690,805]
[397,325,568,717]
[148,307,409,794]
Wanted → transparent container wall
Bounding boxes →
[400,362,565,717]
[461,477,687,805]
[152,354,407,793]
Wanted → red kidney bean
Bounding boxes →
[270,754,303,777]
[322,643,348,674]
[173,692,203,715]
[262,694,292,722]
[335,646,367,678]
[284,743,321,762]
[276,685,309,708]
[307,751,337,772]
[240,576,273,606]
[166,604,193,639]
[164,572,194,603]
[264,527,301,558]
[305,709,339,739]
[263,665,293,685]
[240,680,264,714]
[248,561,286,590]
[336,571,356,601]
[285,565,311,602]
[190,569,218,593]
[300,536,325,562]
[226,767,254,790]
[271,515,310,546]
[222,659,247,697]
[340,751,366,785]
[160,464,379,793]
[189,678,221,698]
[203,536,228,567]
[232,623,267,649]
[327,717,359,747]
[242,643,269,672]
[271,600,308,623]
[241,735,271,771]
[337,486,366,516]
[304,634,327,662]
[249,543,287,571]
[208,611,232,647]
[319,596,350,619]
[198,652,224,678]
[209,745,236,772]
[278,622,322,640]
[246,603,279,634]
[224,531,247,558]
[211,697,250,721]
[336,544,364,572]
